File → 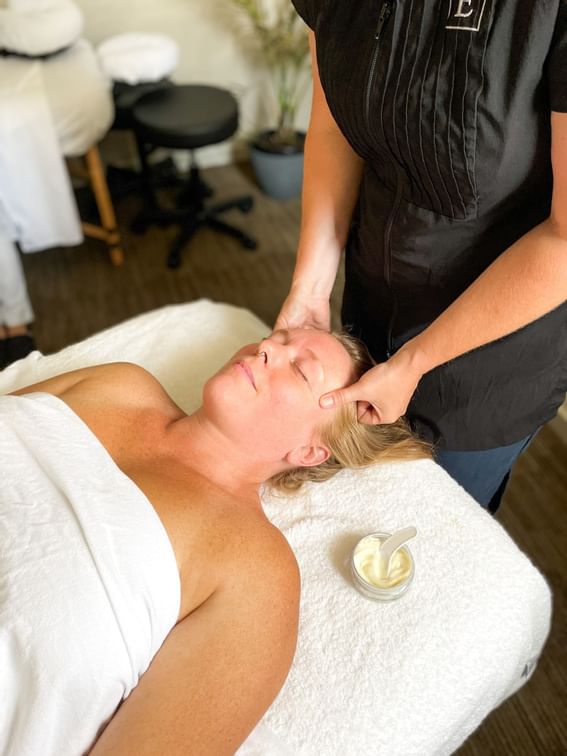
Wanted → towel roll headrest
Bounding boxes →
[97,33,179,85]
[0,0,83,57]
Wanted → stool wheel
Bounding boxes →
[242,238,258,251]
[167,251,181,269]
[237,197,254,213]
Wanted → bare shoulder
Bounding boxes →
[73,362,161,400]
[225,512,300,595]
[255,519,299,574]
[10,361,161,404]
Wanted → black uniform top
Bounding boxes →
[292,0,567,450]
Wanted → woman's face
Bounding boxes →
[202,328,355,466]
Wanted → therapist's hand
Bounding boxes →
[319,345,425,424]
[275,287,331,332]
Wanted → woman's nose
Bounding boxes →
[258,338,285,366]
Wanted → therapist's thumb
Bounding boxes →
[319,387,355,409]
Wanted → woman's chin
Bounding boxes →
[208,364,240,390]
[202,374,252,426]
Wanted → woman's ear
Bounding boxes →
[285,445,330,468]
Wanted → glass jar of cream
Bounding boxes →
[351,532,415,601]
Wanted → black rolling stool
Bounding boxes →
[106,80,182,200]
[107,80,206,201]
[131,84,257,269]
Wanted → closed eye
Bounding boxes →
[292,361,309,383]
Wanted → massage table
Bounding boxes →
[0,300,552,755]
[0,0,113,252]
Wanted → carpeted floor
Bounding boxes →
[21,162,567,755]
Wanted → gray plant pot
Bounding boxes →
[250,130,305,200]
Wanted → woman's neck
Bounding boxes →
[164,410,274,504]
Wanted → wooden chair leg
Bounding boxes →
[83,146,125,266]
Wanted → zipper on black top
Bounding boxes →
[384,160,405,357]
[363,0,400,357]
[364,1,394,126]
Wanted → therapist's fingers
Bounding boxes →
[320,387,389,424]
[356,401,382,424]
[320,353,422,425]
[320,390,383,424]
[275,293,331,332]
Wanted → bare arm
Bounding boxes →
[276,31,364,329]
[90,527,300,756]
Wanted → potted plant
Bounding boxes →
[227,0,310,199]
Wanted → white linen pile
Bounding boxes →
[0,300,552,756]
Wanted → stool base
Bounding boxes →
[133,156,257,268]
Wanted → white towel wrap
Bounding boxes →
[0,392,180,756]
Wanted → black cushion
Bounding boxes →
[132,85,239,149]
[112,79,175,130]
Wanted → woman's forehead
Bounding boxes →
[277,327,338,350]
[286,328,352,372]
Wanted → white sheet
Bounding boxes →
[0,227,34,324]
[39,38,114,158]
[0,39,113,251]
[0,60,82,251]
[0,300,553,755]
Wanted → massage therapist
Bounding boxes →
[276,0,567,513]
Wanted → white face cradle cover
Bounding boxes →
[97,33,180,85]
[0,0,83,57]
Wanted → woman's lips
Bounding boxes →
[236,360,256,390]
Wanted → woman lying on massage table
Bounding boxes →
[2,327,428,756]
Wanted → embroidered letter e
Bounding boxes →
[446,0,487,32]
[455,0,474,18]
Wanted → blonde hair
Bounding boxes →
[268,331,431,493]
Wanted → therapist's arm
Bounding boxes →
[322,111,567,423]
[275,31,364,331]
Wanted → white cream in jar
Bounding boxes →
[351,532,415,601]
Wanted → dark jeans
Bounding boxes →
[435,433,536,514]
